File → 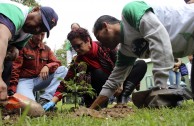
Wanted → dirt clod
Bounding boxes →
[72,104,134,118]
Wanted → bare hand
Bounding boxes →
[113,87,123,97]
[39,66,49,80]
[5,46,19,61]
[0,78,8,100]
[187,0,194,4]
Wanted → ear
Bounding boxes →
[86,37,92,46]
[31,6,40,13]
[86,37,91,43]
[102,22,109,31]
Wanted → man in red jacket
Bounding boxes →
[9,33,67,106]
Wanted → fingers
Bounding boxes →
[43,102,55,111]
[0,81,8,100]
[5,46,19,61]
[39,66,49,80]
[0,91,8,101]
[43,104,50,111]
[187,0,194,4]
[39,72,49,80]
[113,88,123,97]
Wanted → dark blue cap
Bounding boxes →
[40,7,58,38]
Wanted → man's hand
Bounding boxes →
[0,78,8,100]
[187,0,194,4]
[5,46,19,61]
[39,66,49,80]
[89,95,109,110]
[135,84,140,91]
[43,101,55,111]
[113,87,123,97]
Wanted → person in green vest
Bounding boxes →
[0,0,58,100]
[90,1,194,109]
[66,23,80,66]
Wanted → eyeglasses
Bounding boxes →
[72,42,84,50]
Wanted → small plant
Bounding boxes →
[59,62,96,108]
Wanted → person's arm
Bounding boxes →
[90,52,136,109]
[0,24,12,100]
[9,50,24,93]
[90,65,134,109]
[43,72,72,111]
[174,58,182,67]
[53,63,77,101]
[43,63,76,111]
[140,11,174,88]
[46,49,61,73]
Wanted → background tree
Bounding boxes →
[55,40,68,66]
[11,0,39,6]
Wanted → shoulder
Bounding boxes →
[122,1,153,29]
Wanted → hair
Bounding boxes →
[93,15,120,34]
[70,23,80,29]
[67,27,92,43]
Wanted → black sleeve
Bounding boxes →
[0,14,16,36]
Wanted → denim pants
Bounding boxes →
[16,66,68,101]
[169,70,181,85]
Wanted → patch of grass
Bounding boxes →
[2,100,194,126]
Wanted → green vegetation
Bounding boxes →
[59,62,95,108]
[11,0,39,6]
[2,100,194,126]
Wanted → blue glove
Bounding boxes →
[43,101,55,111]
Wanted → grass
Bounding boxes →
[2,100,194,126]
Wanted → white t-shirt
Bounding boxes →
[186,62,192,79]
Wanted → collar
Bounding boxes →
[28,40,46,50]
[120,22,124,44]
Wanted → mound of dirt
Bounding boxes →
[72,104,134,118]
[1,104,134,125]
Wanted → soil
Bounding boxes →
[1,104,134,125]
[1,108,20,126]
[72,104,134,118]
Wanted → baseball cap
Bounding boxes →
[40,7,58,38]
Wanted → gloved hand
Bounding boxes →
[8,90,15,96]
[43,101,55,111]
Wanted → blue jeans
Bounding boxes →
[16,66,68,101]
[169,70,181,85]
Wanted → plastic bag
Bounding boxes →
[179,63,188,76]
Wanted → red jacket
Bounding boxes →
[54,41,117,100]
[9,40,61,92]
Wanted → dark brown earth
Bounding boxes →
[1,108,20,126]
[1,104,134,125]
[72,104,134,118]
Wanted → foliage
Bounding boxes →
[59,62,95,108]
[11,0,39,6]
[2,100,194,126]
[55,48,67,66]
[55,39,69,66]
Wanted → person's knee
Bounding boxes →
[55,66,68,76]
[135,60,147,69]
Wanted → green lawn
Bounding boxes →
[140,57,190,90]
[1,57,193,126]
[2,100,194,126]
